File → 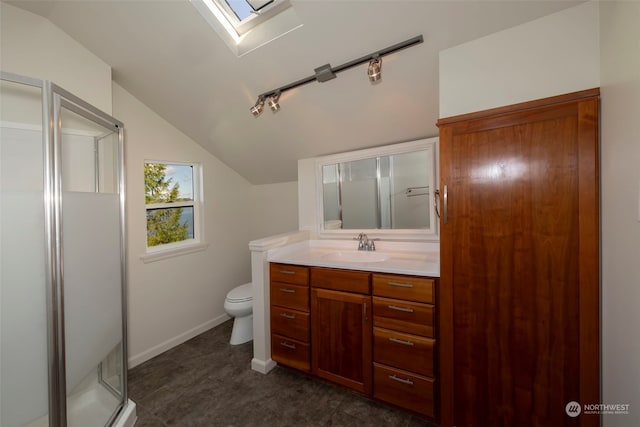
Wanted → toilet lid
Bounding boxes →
[226,283,253,303]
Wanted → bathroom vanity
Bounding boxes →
[267,240,439,420]
[248,137,441,420]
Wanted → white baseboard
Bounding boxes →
[128,313,231,368]
[251,357,277,374]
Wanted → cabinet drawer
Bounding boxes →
[373,327,435,377]
[270,282,309,311]
[271,334,310,372]
[373,297,435,338]
[373,362,435,418]
[311,267,370,294]
[372,274,434,303]
[270,263,309,285]
[270,306,309,343]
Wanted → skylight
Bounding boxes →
[213,0,290,36]
[225,0,273,21]
[191,0,302,57]
[226,1,252,21]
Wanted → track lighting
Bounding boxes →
[368,56,382,82]
[249,35,423,117]
[268,91,281,112]
[250,96,265,117]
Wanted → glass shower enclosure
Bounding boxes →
[0,72,132,426]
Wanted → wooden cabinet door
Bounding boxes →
[311,288,372,394]
[438,89,600,427]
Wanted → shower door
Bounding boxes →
[1,74,50,427]
[53,86,127,427]
[1,72,127,427]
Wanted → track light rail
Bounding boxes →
[251,35,423,115]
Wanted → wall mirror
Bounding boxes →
[315,137,438,240]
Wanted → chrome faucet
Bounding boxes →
[355,233,376,251]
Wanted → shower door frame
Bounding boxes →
[0,71,129,427]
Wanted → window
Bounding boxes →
[213,0,289,36]
[144,161,204,256]
[224,0,272,21]
[192,0,302,57]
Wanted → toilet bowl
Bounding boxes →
[224,283,253,345]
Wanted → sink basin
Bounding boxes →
[323,251,390,263]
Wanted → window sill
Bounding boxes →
[140,242,210,264]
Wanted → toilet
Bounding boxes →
[223,283,253,345]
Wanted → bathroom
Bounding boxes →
[1,1,639,426]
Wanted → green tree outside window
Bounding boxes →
[145,163,189,247]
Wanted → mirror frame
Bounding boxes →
[315,137,439,241]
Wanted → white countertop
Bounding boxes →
[267,239,440,277]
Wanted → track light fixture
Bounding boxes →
[368,56,382,82]
[250,96,265,117]
[268,91,281,112]
[249,35,423,117]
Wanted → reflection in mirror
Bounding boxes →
[317,137,438,239]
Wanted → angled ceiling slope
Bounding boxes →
[8,0,582,184]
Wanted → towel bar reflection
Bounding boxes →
[405,186,429,197]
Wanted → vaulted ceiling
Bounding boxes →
[9,0,581,184]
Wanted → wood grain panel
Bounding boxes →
[270,263,309,285]
[373,327,435,377]
[270,282,309,312]
[373,362,436,418]
[372,274,434,303]
[577,99,600,427]
[438,90,599,427]
[270,306,309,343]
[311,267,371,294]
[311,288,372,394]
[271,333,310,372]
[372,296,435,337]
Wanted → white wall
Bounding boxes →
[600,2,640,426]
[113,82,255,366]
[298,157,318,236]
[439,1,600,118]
[0,2,112,114]
[248,181,298,240]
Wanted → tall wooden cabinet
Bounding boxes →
[437,89,600,427]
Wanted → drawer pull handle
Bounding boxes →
[279,270,296,275]
[389,337,414,346]
[389,374,414,386]
[280,341,296,349]
[388,305,414,313]
[388,281,413,288]
[279,288,296,293]
[279,312,296,319]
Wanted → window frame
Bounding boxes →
[142,160,207,262]
[208,0,291,37]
